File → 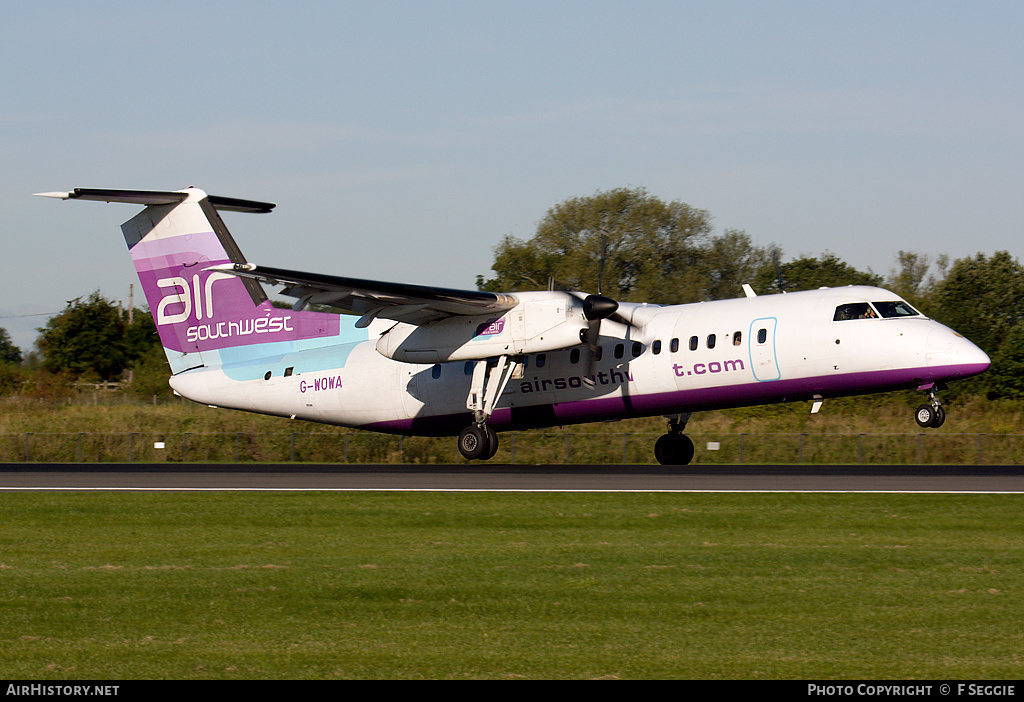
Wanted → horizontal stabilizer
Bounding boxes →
[35,188,275,213]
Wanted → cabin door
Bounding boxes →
[749,317,781,381]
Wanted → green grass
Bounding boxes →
[1,492,1022,679]
[3,393,1024,464]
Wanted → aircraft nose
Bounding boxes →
[956,338,991,374]
[924,324,990,379]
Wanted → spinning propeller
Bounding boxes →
[570,292,628,385]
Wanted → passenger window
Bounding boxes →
[632,341,643,357]
[536,353,546,368]
[758,328,767,344]
[652,340,662,355]
[732,332,742,346]
[707,334,716,349]
[688,336,698,351]
[570,348,581,364]
[464,361,474,376]
[614,343,624,359]
[432,364,442,379]
[834,303,876,321]
[670,338,680,353]
[595,346,603,361]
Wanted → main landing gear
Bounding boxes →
[457,355,521,461]
[654,413,695,466]
[914,385,946,429]
[458,424,499,461]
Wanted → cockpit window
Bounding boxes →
[834,301,921,321]
[872,301,920,318]
[833,303,877,321]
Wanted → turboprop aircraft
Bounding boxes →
[37,186,990,465]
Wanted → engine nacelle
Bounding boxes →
[376,292,588,363]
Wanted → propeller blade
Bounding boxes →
[583,318,601,386]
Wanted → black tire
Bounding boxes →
[654,433,695,466]
[481,427,499,460]
[458,425,490,460]
[931,405,946,428]
[914,404,935,428]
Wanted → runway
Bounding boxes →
[2,463,1024,492]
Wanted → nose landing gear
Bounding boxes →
[914,385,946,428]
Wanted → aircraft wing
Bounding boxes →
[208,263,518,328]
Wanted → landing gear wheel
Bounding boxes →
[917,404,946,428]
[458,425,490,460]
[915,404,937,428]
[482,427,499,460]
[654,433,695,466]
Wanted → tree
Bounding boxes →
[753,252,882,294]
[35,291,159,381]
[0,328,23,394]
[986,320,1024,399]
[699,229,770,301]
[882,250,953,316]
[885,250,930,305]
[930,251,1024,357]
[0,327,22,365]
[478,187,714,303]
[477,234,562,292]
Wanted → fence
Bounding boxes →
[2,431,1022,465]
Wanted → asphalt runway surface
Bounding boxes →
[2,463,1024,492]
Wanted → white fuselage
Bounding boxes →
[169,285,990,436]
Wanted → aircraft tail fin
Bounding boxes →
[38,187,340,374]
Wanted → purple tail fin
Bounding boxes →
[41,187,339,374]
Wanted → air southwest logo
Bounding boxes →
[474,318,505,337]
[156,274,294,343]
[186,316,295,343]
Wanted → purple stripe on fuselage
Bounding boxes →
[364,362,989,436]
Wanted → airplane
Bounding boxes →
[37,186,991,465]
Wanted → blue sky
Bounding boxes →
[3,1,1022,352]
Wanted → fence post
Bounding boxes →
[78,433,83,463]
[25,432,31,462]
[623,433,630,464]
[183,433,189,462]
[977,433,984,465]
[739,433,745,464]
[565,434,572,464]
[290,433,296,462]
[510,433,516,464]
